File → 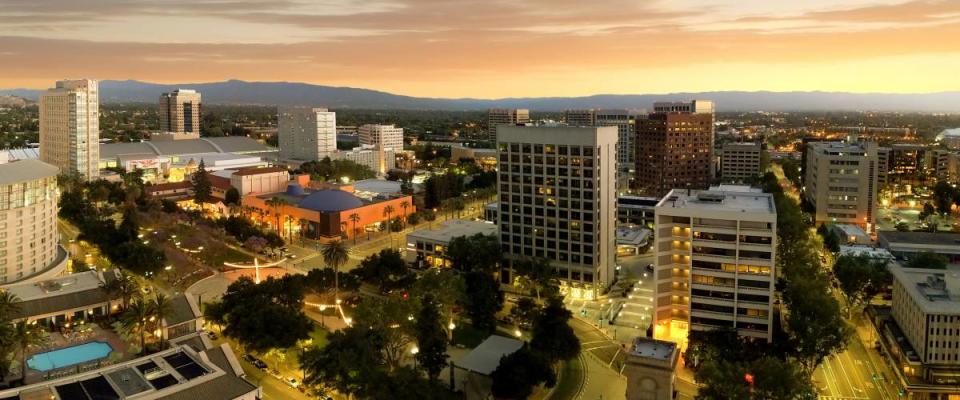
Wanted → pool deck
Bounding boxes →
[8,324,135,386]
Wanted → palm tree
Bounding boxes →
[101,270,139,311]
[150,293,173,350]
[399,201,410,228]
[321,240,350,302]
[265,197,288,235]
[298,218,309,243]
[286,215,295,239]
[382,205,395,230]
[0,291,21,319]
[121,297,151,355]
[12,320,43,380]
[348,213,361,245]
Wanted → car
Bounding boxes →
[285,377,300,388]
[243,355,268,370]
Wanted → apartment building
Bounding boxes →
[159,89,202,134]
[804,140,879,230]
[39,79,100,179]
[487,109,530,141]
[636,104,714,197]
[0,159,66,285]
[720,142,762,183]
[496,126,618,299]
[358,124,404,151]
[653,185,777,343]
[277,107,337,161]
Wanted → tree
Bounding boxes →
[414,294,449,381]
[530,297,580,362]
[121,297,151,355]
[407,212,421,226]
[11,320,43,380]
[150,293,173,350]
[348,213,361,244]
[410,269,465,338]
[463,272,502,333]
[265,197,288,235]
[783,276,851,372]
[224,187,241,206]
[695,356,815,400]
[321,240,350,300]
[353,249,412,293]
[919,202,936,222]
[352,295,416,372]
[191,160,212,205]
[218,276,312,353]
[833,254,890,315]
[117,205,140,243]
[383,205,395,231]
[895,222,911,232]
[390,217,404,233]
[905,251,948,269]
[511,297,541,330]
[102,270,140,310]
[514,258,558,303]
[301,326,387,399]
[446,234,501,273]
[400,201,410,228]
[490,347,556,400]
[933,181,956,215]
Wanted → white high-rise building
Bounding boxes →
[277,107,337,161]
[653,185,777,343]
[358,124,404,151]
[804,140,879,230]
[39,79,100,179]
[0,159,64,285]
[496,126,618,299]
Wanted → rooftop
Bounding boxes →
[839,245,894,260]
[231,166,288,176]
[834,224,868,237]
[628,337,678,361]
[0,159,59,185]
[879,231,960,248]
[890,265,960,315]
[407,219,497,243]
[100,137,275,159]
[617,226,652,246]
[5,271,104,303]
[657,186,775,215]
[455,335,524,375]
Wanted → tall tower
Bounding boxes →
[635,101,714,197]
[278,107,337,161]
[159,89,202,134]
[39,79,100,179]
[496,125,618,299]
[487,109,530,141]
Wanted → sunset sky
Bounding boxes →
[1,0,959,98]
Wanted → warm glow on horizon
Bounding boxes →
[1,0,959,97]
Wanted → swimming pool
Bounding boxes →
[27,341,113,372]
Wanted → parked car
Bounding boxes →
[285,377,300,388]
[243,355,267,370]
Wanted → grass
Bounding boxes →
[199,245,250,267]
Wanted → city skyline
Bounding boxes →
[1,0,959,97]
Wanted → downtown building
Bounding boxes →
[564,109,637,181]
[653,185,777,343]
[496,126,617,299]
[635,101,715,197]
[277,107,337,161]
[720,142,763,183]
[159,89,202,135]
[39,79,100,179]
[358,124,404,151]
[487,109,530,141]
[804,139,879,231]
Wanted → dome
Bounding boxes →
[298,190,364,213]
[285,183,305,197]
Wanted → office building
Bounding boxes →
[487,109,530,141]
[159,89,201,134]
[563,110,596,126]
[804,140,879,230]
[636,102,715,197]
[624,337,679,400]
[617,195,659,228]
[878,147,891,186]
[872,266,960,397]
[358,124,404,151]
[720,142,762,182]
[878,231,960,264]
[39,79,100,179]
[496,126,618,299]
[565,109,637,178]
[331,145,396,176]
[0,159,66,285]
[277,107,337,161]
[405,219,498,268]
[653,185,777,343]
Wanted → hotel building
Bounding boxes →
[0,159,66,285]
[804,140,879,230]
[277,107,337,161]
[653,186,777,343]
[496,126,618,299]
[636,101,715,197]
[39,79,100,179]
[358,124,404,151]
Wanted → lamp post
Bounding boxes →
[411,346,419,369]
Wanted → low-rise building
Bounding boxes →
[405,219,497,268]
[624,337,679,400]
[720,142,762,183]
[5,270,119,327]
[878,231,960,264]
[839,245,894,261]
[617,195,659,228]
[330,145,396,176]
[98,137,276,183]
[451,145,497,171]
[829,224,871,245]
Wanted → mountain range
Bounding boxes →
[3,80,959,112]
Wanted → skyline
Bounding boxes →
[1,0,960,98]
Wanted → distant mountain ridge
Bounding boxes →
[3,79,960,112]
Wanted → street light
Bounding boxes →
[411,346,419,368]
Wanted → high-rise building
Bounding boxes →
[653,185,777,343]
[39,79,100,179]
[159,89,201,134]
[635,102,714,197]
[277,107,337,161]
[0,159,64,284]
[496,126,618,299]
[563,109,596,126]
[564,109,636,178]
[720,142,763,183]
[487,109,530,141]
[358,124,404,151]
[804,140,879,231]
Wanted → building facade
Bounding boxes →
[487,109,530,141]
[0,159,65,285]
[636,105,714,197]
[804,140,879,230]
[39,79,100,179]
[358,124,404,151]
[653,186,777,343]
[159,89,201,134]
[624,338,679,400]
[277,107,337,161]
[331,145,396,176]
[405,219,498,269]
[720,142,762,183]
[564,109,637,179]
[496,126,618,299]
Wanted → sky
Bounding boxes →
[1,0,959,98]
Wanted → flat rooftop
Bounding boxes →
[879,231,960,247]
[657,186,775,214]
[0,159,59,185]
[891,265,960,315]
[5,271,104,303]
[835,224,868,237]
[628,337,677,361]
[407,219,497,243]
